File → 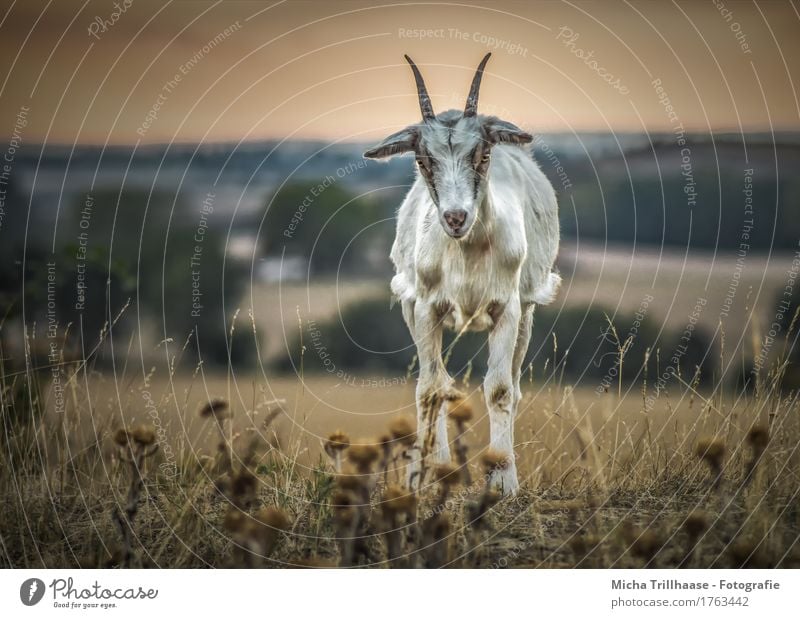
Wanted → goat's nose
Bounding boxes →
[443,209,467,231]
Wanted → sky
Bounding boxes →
[0,0,799,145]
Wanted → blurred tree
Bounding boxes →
[260,182,388,275]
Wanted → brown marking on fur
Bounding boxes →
[417,267,441,292]
[434,300,453,320]
[490,384,512,407]
[476,238,492,253]
[487,300,505,324]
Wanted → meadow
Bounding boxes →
[2,331,799,568]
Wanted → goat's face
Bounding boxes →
[364,54,532,240]
[412,114,488,238]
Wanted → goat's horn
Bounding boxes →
[404,55,435,121]
[464,53,492,117]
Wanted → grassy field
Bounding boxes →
[2,340,799,568]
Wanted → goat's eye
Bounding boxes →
[481,152,491,164]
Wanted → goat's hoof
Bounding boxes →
[488,467,520,496]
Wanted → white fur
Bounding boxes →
[388,117,560,495]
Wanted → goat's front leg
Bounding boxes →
[485,295,522,495]
[408,299,454,489]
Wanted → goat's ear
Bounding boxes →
[482,117,533,145]
[363,127,418,159]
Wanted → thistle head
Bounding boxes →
[447,398,474,426]
[347,440,381,472]
[131,424,156,447]
[230,468,258,506]
[113,428,130,447]
[747,425,769,454]
[381,485,417,518]
[696,438,725,469]
[631,529,661,563]
[683,511,708,538]
[434,462,460,487]
[388,416,416,447]
[481,449,510,474]
[324,430,350,454]
[199,398,231,420]
[223,508,247,533]
[336,473,368,495]
[255,506,290,532]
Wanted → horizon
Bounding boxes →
[1,1,799,145]
[11,129,800,150]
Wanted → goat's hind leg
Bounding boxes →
[512,304,534,415]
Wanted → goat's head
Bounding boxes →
[364,53,532,239]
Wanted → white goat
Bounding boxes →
[364,54,560,494]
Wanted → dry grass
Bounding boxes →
[2,321,800,569]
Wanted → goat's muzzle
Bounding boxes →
[443,209,468,237]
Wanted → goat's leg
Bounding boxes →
[408,300,452,489]
[484,296,522,495]
[511,304,534,415]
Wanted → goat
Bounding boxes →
[364,54,561,495]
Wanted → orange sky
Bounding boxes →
[1,0,798,144]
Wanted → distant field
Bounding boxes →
[250,244,794,364]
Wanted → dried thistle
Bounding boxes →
[570,533,601,567]
[200,397,233,473]
[331,487,360,567]
[696,438,725,490]
[684,511,708,538]
[110,424,159,568]
[333,468,375,567]
[430,462,459,516]
[389,416,416,447]
[481,449,509,475]
[747,425,769,453]
[434,462,460,486]
[727,537,768,568]
[680,510,707,568]
[347,440,381,474]
[744,425,769,487]
[130,424,156,447]
[421,513,451,568]
[447,397,474,426]
[388,416,417,485]
[199,397,231,420]
[377,433,394,483]
[252,506,290,555]
[324,430,350,473]
[448,398,473,484]
[630,528,662,567]
[229,467,258,509]
[381,484,417,517]
[225,505,290,567]
[379,485,416,565]
[113,428,130,447]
